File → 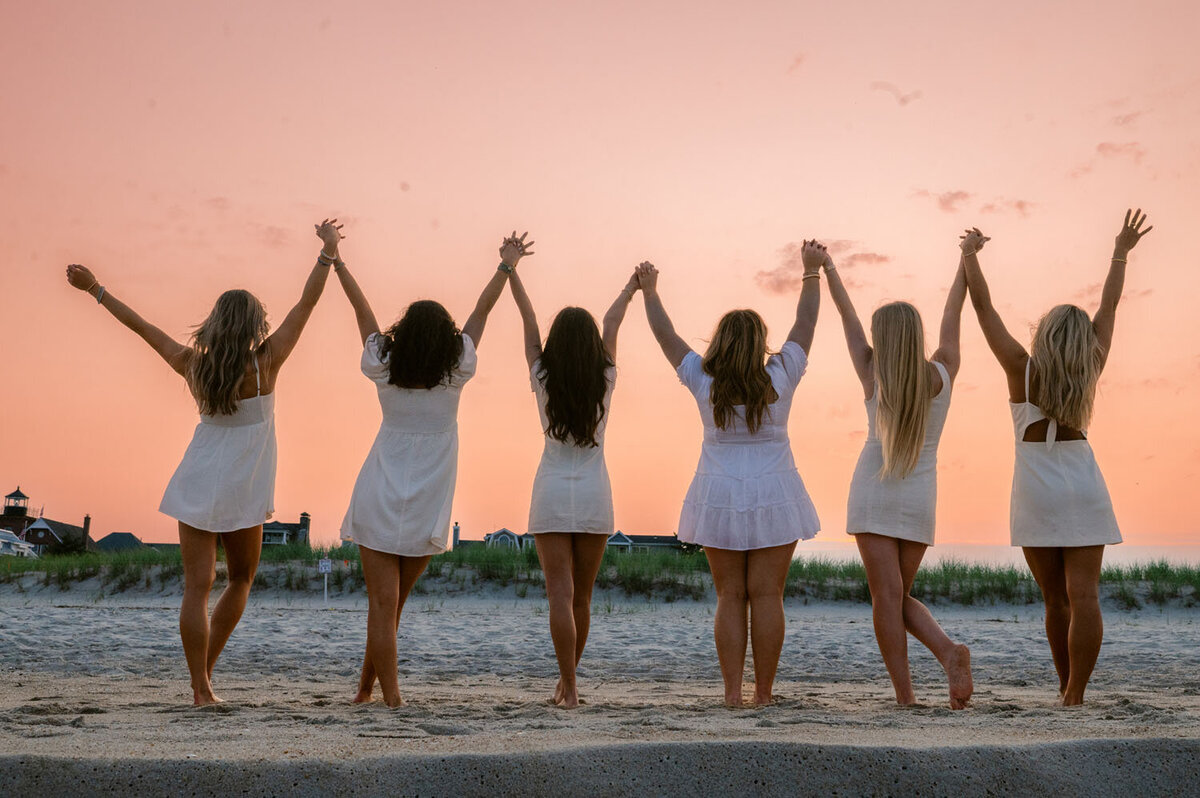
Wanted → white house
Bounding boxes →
[0,529,38,558]
[482,528,533,549]
[606,532,684,554]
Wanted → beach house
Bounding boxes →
[1,487,96,555]
[0,529,37,558]
[262,513,312,546]
[605,532,686,554]
[96,532,146,552]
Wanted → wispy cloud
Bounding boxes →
[786,53,806,74]
[1096,141,1147,163]
[870,81,922,106]
[756,240,889,295]
[980,198,1035,217]
[252,224,292,250]
[1071,283,1153,304]
[204,196,230,212]
[1111,111,1143,126]
[913,189,972,213]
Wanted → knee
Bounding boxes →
[572,587,593,612]
[716,584,748,602]
[747,581,783,604]
[1066,580,1099,607]
[183,569,215,593]
[225,569,256,589]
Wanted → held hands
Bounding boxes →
[623,269,641,295]
[635,261,659,292]
[315,218,345,255]
[959,227,990,255]
[801,240,827,275]
[1114,209,1152,255]
[500,231,535,268]
[66,264,98,292]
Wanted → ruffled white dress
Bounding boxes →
[527,360,616,535]
[846,360,952,545]
[159,356,276,533]
[1010,361,1121,547]
[675,342,820,550]
[340,332,477,556]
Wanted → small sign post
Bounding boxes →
[318,558,332,606]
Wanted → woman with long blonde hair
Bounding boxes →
[66,219,338,705]
[962,211,1152,705]
[823,244,973,709]
[637,245,821,707]
[507,259,639,708]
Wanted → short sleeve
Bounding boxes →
[675,351,706,397]
[529,358,545,393]
[360,332,391,383]
[772,341,808,390]
[451,333,478,386]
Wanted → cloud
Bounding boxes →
[980,198,1035,217]
[1071,283,1153,304]
[870,81,922,106]
[755,240,889,295]
[203,196,230,212]
[786,54,806,74]
[1096,141,1146,163]
[913,189,972,213]
[1111,111,1142,126]
[1067,162,1094,179]
[253,224,292,250]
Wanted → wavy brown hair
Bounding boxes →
[1029,304,1102,430]
[702,309,777,434]
[381,300,464,389]
[187,289,270,416]
[538,307,613,448]
[871,302,931,479]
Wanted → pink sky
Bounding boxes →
[2,1,1197,546]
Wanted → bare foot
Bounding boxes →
[352,690,374,704]
[752,692,776,707]
[193,690,223,707]
[553,679,564,705]
[556,688,580,709]
[945,643,973,710]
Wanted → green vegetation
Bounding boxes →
[2,546,1198,609]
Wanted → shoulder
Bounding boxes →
[360,332,391,382]
[769,340,809,385]
[453,332,478,383]
[675,350,705,389]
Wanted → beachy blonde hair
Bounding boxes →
[702,309,776,434]
[187,290,269,416]
[871,302,930,480]
[1029,304,1102,431]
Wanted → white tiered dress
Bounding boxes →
[527,361,616,535]
[846,360,953,545]
[340,332,477,556]
[675,342,820,550]
[159,356,277,533]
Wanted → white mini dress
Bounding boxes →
[676,341,820,551]
[846,361,952,545]
[1010,361,1121,547]
[527,360,616,535]
[160,356,277,533]
[340,332,477,557]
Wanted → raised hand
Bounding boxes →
[959,227,991,255]
[315,218,345,254]
[636,261,659,291]
[801,240,827,274]
[1114,208,1152,254]
[66,263,98,292]
[623,269,641,294]
[500,231,536,267]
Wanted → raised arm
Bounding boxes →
[331,231,380,346]
[601,270,640,359]
[785,240,823,355]
[636,262,691,369]
[930,261,968,381]
[820,246,873,395]
[506,267,542,370]
[66,264,191,375]
[1092,208,1152,369]
[960,227,1027,398]
[262,219,338,374]
[462,232,530,347]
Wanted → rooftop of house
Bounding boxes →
[96,532,144,552]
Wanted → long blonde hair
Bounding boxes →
[702,309,775,434]
[871,302,930,479]
[1029,304,1102,430]
[187,290,269,416]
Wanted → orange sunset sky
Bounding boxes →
[2,1,1197,547]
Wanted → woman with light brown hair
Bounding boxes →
[65,219,339,705]
[963,210,1152,705]
[637,246,821,707]
[823,243,973,709]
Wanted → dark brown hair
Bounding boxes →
[382,300,464,389]
[538,307,613,448]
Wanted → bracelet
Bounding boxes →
[96,286,106,304]
[802,272,821,281]
[498,262,514,274]
[825,266,837,273]
[961,249,978,257]
[1111,257,1127,263]
[317,252,338,265]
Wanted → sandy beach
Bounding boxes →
[2,573,1199,796]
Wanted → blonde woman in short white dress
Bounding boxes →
[637,247,822,708]
[66,219,337,705]
[506,257,639,708]
[335,230,530,707]
[823,243,973,709]
[962,212,1152,705]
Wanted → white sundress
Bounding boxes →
[159,355,277,533]
[340,331,478,557]
[846,360,952,545]
[675,341,820,550]
[527,360,616,535]
[1010,361,1121,547]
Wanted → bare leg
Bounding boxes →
[206,526,263,680]
[856,534,915,705]
[357,547,401,707]
[178,523,219,706]
[897,540,972,709]
[704,547,749,707]
[566,534,610,705]
[1061,545,1105,706]
[355,553,431,704]
[746,541,796,705]
[1023,547,1071,694]
[535,534,585,708]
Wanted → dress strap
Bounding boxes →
[1023,359,1032,398]
[1026,360,1057,450]
[253,353,261,397]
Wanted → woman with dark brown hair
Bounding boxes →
[335,230,530,707]
[636,245,822,707]
[507,257,639,708]
[66,219,338,705]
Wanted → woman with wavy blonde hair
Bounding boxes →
[823,246,972,709]
[66,219,338,705]
[963,211,1152,705]
[637,246,821,707]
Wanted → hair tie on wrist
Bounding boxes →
[96,286,106,304]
